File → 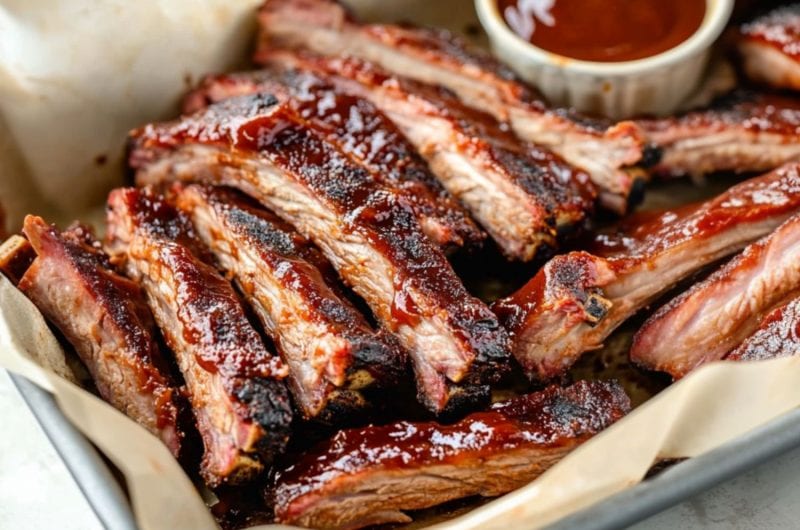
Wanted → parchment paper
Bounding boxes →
[0,0,262,228]
[0,2,798,530]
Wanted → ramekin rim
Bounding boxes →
[475,0,735,76]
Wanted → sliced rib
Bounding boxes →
[17,216,185,456]
[639,91,800,178]
[727,297,800,362]
[183,71,484,252]
[105,188,293,486]
[262,50,595,261]
[255,0,648,211]
[0,234,36,284]
[173,184,406,420]
[273,380,629,530]
[493,164,800,380]
[631,213,800,378]
[738,5,800,91]
[129,94,512,415]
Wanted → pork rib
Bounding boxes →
[0,234,36,284]
[183,71,484,252]
[631,213,800,378]
[273,380,630,530]
[255,0,649,211]
[639,91,800,178]
[738,5,800,91]
[727,297,800,362]
[493,164,800,380]
[129,94,512,415]
[17,216,185,456]
[173,184,406,420]
[105,188,293,485]
[262,51,595,261]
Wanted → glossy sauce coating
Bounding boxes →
[106,188,294,483]
[493,164,800,379]
[19,216,184,455]
[741,4,800,59]
[639,91,800,138]
[631,212,800,377]
[274,380,630,520]
[140,95,502,353]
[256,0,623,138]
[263,52,596,235]
[307,52,595,213]
[183,185,354,325]
[108,188,287,380]
[492,251,611,338]
[499,0,706,62]
[176,185,407,418]
[727,297,800,362]
[256,0,648,217]
[591,163,800,265]
[131,93,512,413]
[183,70,484,250]
[362,23,546,109]
[229,101,509,370]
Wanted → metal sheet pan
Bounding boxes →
[11,370,800,530]
[10,374,136,530]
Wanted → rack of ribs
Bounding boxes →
[638,91,800,178]
[15,216,186,457]
[493,163,800,380]
[727,296,800,362]
[183,71,485,253]
[173,184,406,421]
[128,93,512,415]
[105,187,293,486]
[273,380,630,530]
[255,0,650,212]
[260,50,596,261]
[738,4,800,91]
[631,213,800,378]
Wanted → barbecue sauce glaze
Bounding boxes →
[499,0,706,62]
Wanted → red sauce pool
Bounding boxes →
[498,0,707,62]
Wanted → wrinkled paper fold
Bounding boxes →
[0,1,798,529]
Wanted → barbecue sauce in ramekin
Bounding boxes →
[498,0,706,62]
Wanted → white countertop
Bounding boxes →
[0,369,102,530]
[1,367,798,530]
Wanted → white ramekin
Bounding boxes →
[475,0,734,118]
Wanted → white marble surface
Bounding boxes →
[632,446,800,530]
[1,367,799,530]
[0,370,102,530]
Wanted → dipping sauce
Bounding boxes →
[498,0,707,62]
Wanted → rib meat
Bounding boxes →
[129,94,512,415]
[727,297,800,362]
[255,0,649,211]
[493,164,800,380]
[0,234,36,284]
[17,216,185,457]
[105,188,293,486]
[273,380,630,530]
[638,91,800,178]
[738,5,800,91]
[631,213,800,378]
[262,50,595,261]
[183,71,484,252]
[173,184,406,420]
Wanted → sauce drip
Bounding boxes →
[499,0,706,62]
